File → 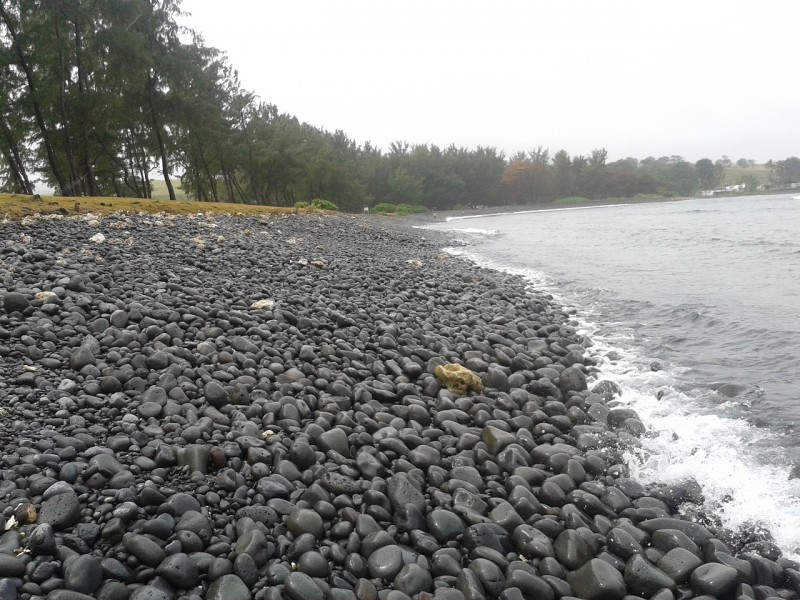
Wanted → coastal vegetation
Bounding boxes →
[1,1,798,211]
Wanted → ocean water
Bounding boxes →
[427,194,800,555]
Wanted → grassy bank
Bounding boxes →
[0,193,298,221]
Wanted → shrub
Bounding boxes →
[294,201,309,209]
[372,203,397,215]
[310,198,337,211]
[396,204,428,215]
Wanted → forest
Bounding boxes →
[2,0,800,212]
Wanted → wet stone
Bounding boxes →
[64,554,103,594]
[427,509,465,543]
[287,508,325,538]
[553,529,593,570]
[122,533,165,567]
[657,547,703,583]
[395,563,434,596]
[567,558,627,600]
[623,554,676,598]
[387,473,426,513]
[690,563,738,598]
[207,574,252,600]
[284,572,324,600]
[368,545,404,580]
[155,552,198,589]
[0,554,25,577]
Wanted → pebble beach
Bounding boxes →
[0,210,796,600]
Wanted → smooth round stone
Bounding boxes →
[657,547,703,584]
[28,522,57,555]
[468,558,504,596]
[317,428,350,455]
[606,527,644,560]
[156,552,198,589]
[394,563,433,596]
[450,466,484,491]
[233,553,259,587]
[43,591,97,600]
[427,509,465,543]
[462,523,514,554]
[506,568,554,599]
[283,572,324,600]
[286,508,325,538]
[567,558,627,600]
[2,292,29,313]
[623,554,676,597]
[408,446,441,468]
[297,551,331,577]
[206,574,251,600]
[208,558,234,580]
[368,545,404,580]
[138,402,163,418]
[0,554,25,577]
[289,441,316,469]
[64,554,103,594]
[553,529,593,570]
[129,586,172,600]
[354,578,378,600]
[433,590,466,600]
[387,473,425,513]
[234,530,269,566]
[690,563,738,598]
[165,493,201,516]
[123,533,166,567]
[204,381,230,408]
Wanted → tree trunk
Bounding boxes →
[0,4,68,194]
[72,20,98,196]
[53,11,80,195]
[146,73,176,200]
[0,116,33,194]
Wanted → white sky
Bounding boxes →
[179,0,800,163]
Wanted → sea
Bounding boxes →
[426,193,800,556]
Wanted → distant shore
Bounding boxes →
[397,195,689,227]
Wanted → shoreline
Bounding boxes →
[396,196,691,227]
[0,211,795,599]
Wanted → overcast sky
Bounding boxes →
[179,0,799,163]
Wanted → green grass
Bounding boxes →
[150,179,188,200]
[371,202,428,216]
[0,192,296,221]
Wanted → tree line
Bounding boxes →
[2,0,799,211]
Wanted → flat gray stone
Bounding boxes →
[207,574,252,600]
[567,558,627,600]
[39,489,81,530]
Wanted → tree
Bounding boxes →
[0,1,69,193]
[500,159,553,205]
[736,158,749,168]
[695,158,719,189]
[552,149,573,198]
[772,157,800,185]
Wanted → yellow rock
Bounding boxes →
[14,503,37,525]
[434,363,483,396]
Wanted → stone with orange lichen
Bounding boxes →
[434,363,483,396]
